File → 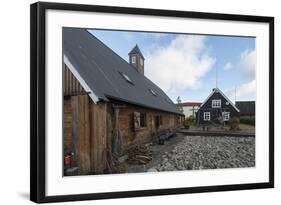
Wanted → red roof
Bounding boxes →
[177,102,202,107]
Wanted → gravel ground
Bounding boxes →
[154,135,255,172]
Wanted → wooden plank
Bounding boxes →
[83,95,91,173]
[89,102,108,174]
[90,101,98,172]
[71,96,78,167]
[64,64,87,96]
[76,95,91,175]
[63,97,73,153]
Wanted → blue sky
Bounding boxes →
[89,29,256,103]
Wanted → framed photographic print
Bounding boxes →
[30,2,274,203]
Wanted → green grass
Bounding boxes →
[188,123,255,132]
[239,123,255,131]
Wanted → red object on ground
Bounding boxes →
[64,156,72,166]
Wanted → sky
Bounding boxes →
[89,29,256,103]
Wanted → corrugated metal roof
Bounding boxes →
[63,28,183,115]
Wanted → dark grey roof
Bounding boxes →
[235,101,255,115]
[128,44,145,59]
[200,88,240,112]
[63,28,182,115]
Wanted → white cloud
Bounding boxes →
[226,80,256,101]
[122,33,137,43]
[240,49,256,78]
[145,35,216,99]
[223,62,233,71]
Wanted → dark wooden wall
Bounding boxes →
[198,90,239,124]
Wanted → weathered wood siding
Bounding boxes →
[63,64,86,96]
[89,102,108,174]
[63,96,72,153]
[63,65,108,175]
[71,95,91,174]
[116,103,183,148]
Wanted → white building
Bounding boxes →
[177,102,202,119]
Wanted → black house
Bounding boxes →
[235,101,255,116]
[197,88,240,125]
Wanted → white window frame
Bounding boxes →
[132,56,136,63]
[203,112,211,121]
[212,99,221,108]
[223,112,230,121]
[149,88,157,96]
[120,72,134,84]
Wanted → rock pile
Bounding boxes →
[156,136,255,171]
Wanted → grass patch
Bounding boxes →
[239,123,255,131]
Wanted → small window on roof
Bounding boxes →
[120,72,134,85]
[149,88,157,96]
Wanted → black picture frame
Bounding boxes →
[30,2,274,203]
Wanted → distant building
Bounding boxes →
[177,102,201,118]
[235,101,255,116]
[197,88,240,125]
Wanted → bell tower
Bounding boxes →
[128,44,145,75]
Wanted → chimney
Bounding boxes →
[128,44,145,75]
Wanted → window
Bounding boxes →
[133,112,140,130]
[212,99,221,108]
[203,112,211,121]
[223,112,230,121]
[133,112,146,130]
[120,72,134,84]
[140,113,147,127]
[149,88,157,96]
[140,58,143,66]
[160,115,163,125]
[155,115,160,127]
[132,56,136,63]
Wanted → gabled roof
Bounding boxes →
[177,102,202,107]
[128,44,145,59]
[63,28,182,115]
[200,88,240,112]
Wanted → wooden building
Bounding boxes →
[177,102,201,118]
[235,101,255,116]
[63,28,184,175]
[197,88,240,125]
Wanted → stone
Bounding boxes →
[153,135,255,172]
[147,168,158,172]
